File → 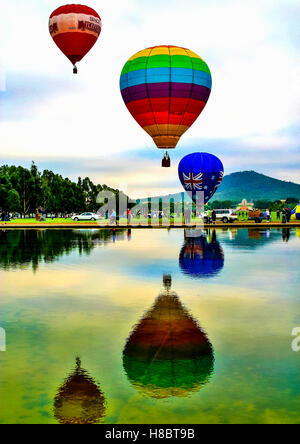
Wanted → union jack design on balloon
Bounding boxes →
[183,172,203,190]
[179,231,225,279]
[178,153,224,207]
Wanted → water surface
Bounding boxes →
[0,227,299,424]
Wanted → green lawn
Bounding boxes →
[0,217,296,227]
[2,216,191,225]
[1,218,97,224]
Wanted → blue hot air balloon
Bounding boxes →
[178,153,224,206]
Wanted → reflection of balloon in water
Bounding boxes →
[54,358,106,424]
[179,230,224,279]
[178,153,224,207]
[49,5,102,73]
[120,46,212,167]
[123,276,214,398]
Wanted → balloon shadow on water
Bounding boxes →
[54,358,106,424]
[123,276,214,399]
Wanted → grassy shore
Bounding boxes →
[1,217,299,229]
[3,216,188,225]
[3,218,97,224]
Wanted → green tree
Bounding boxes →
[0,162,130,216]
[7,189,21,212]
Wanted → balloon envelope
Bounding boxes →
[178,152,224,205]
[123,290,214,398]
[49,4,102,67]
[179,232,224,279]
[54,358,106,424]
[120,46,212,150]
[291,204,300,221]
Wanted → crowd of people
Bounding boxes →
[275,208,292,223]
[0,206,296,225]
[0,211,20,222]
[262,207,292,223]
[1,211,11,222]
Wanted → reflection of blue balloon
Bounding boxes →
[179,235,224,279]
[178,153,224,205]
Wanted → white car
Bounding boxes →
[71,212,101,221]
[202,209,238,223]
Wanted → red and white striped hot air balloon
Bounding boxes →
[49,4,102,73]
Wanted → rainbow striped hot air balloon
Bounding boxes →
[120,46,212,167]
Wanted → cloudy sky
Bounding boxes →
[0,0,299,197]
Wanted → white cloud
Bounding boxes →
[0,0,299,190]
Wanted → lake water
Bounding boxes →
[0,228,299,424]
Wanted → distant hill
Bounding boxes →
[139,171,300,204]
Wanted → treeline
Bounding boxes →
[0,162,123,215]
[1,162,298,215]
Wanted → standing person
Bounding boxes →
[282,208,287,224]
[265,208,270,222]
[110,209,117,225]
[212,209,217,225]
[276,208,281,221]
[127,208,132,225]
[51,212,55,220]
[184,207,191,225]
[286,207,291,223]
[207,208,212,224]
[42,209,46,222]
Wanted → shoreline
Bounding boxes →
[0,222,299,229]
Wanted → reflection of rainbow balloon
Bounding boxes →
[123,277,214,398]
[179,231,224,279]
[54,358,106,424]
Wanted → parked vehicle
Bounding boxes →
[71,213,101,221]
[202,209,238,224]
[248,211,266,223]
